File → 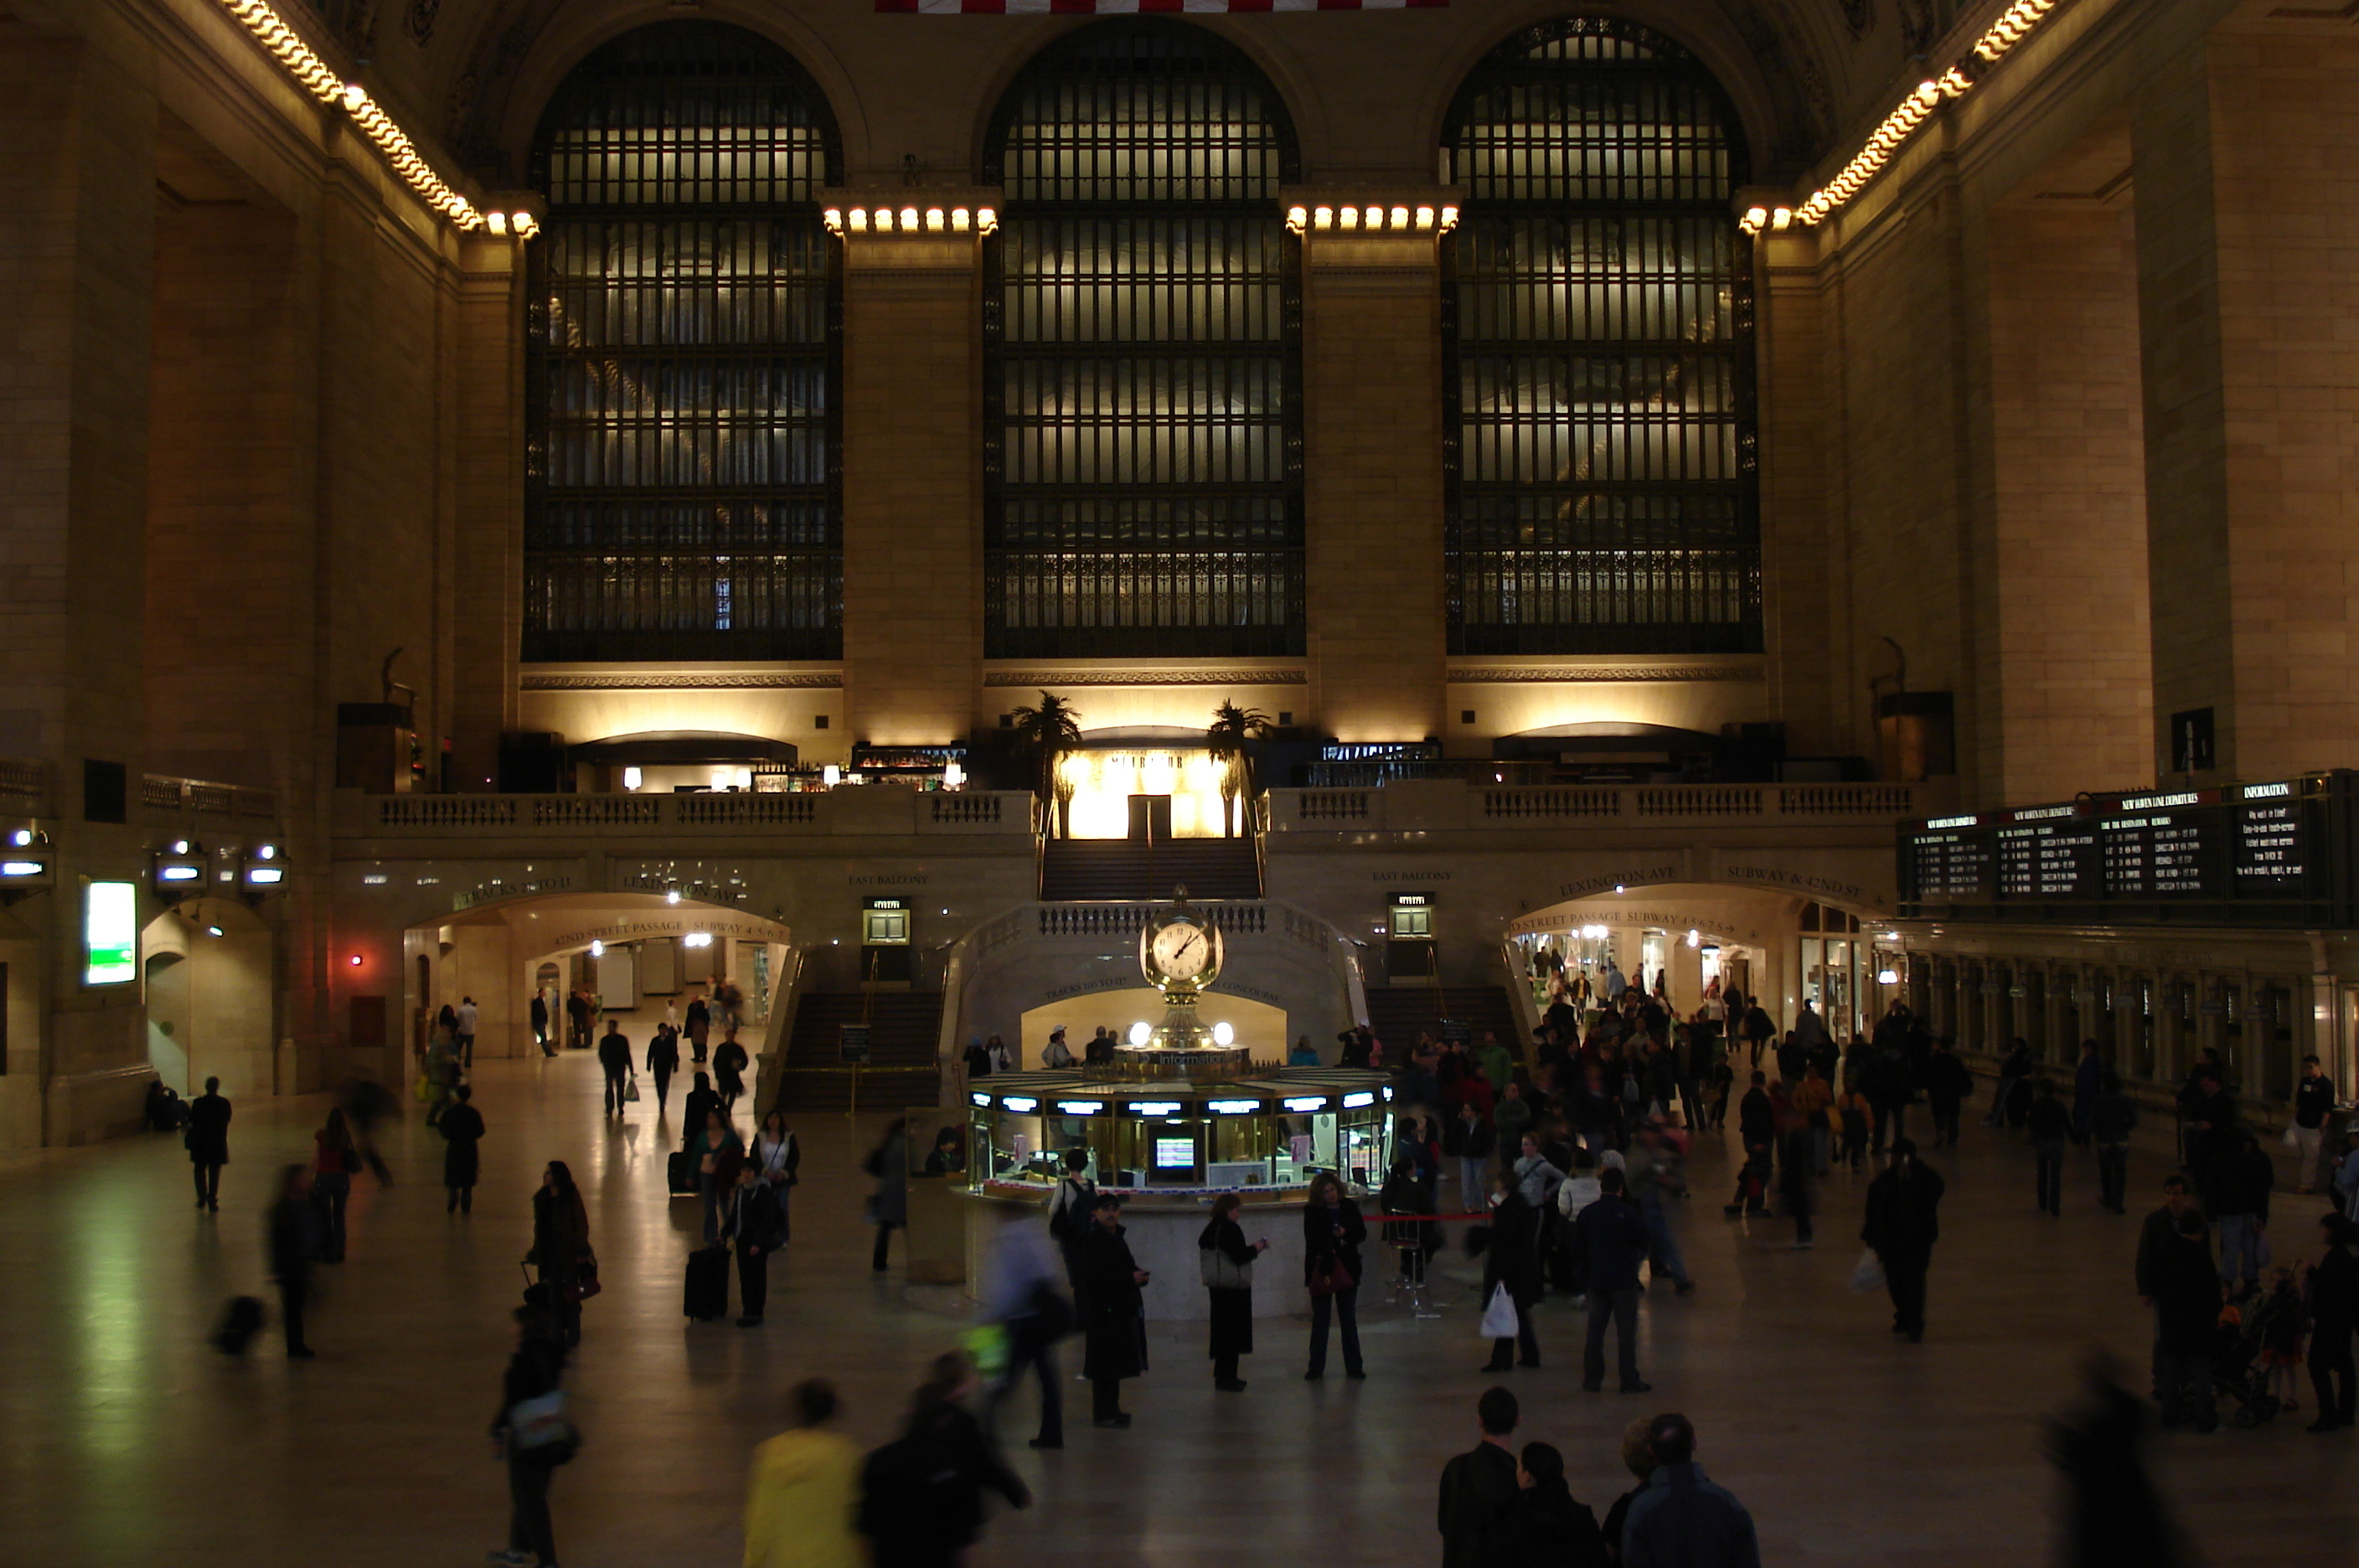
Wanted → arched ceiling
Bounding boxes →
[307,0,1932,191]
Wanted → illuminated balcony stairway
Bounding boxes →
[770,992,943,1112]
[1036,836,1263,902]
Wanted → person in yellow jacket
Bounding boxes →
[744,1379,865,1568]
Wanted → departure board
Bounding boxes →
[1899,772,2351,926]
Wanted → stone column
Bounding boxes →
[0,34,160,1141]
[1293,194,1448,745]
[450,232,525,791]
[837,194,987,755]
[2132,28,2359,781]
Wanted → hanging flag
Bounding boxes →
[880,0,1444,11]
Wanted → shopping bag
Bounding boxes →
[1849,1248,1885,1293]
[2284,1124,2302,1149]
[622,1076,641,1104]
[1479,1283,1518,1338]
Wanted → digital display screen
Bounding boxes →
[2233,798,2307,893]
[85,880,137,986]
[1153,1137,1195,1170]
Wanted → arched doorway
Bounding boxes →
[140,899,275,1098]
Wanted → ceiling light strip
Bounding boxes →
[216,0,483,231]
[1777,0,2064,229]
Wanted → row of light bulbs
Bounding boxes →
[1284,204,1460,235]
[1772,0,2067,229]
[822,206,999,235]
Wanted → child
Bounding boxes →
[1709,1059,1734,1131]
[1836,1087,1872,1169]
[2258,1266,2310,1412]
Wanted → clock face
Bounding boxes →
[1149,921,1213,983]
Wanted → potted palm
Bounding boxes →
[1006,691,1082,838]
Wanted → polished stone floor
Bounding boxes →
[2,1056,2351,1567]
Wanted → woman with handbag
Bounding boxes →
[1302,1173,1367,1380]
[1199,1194,1267,1391]
[692,1108,745,1245]
[488,1304,572,1568]
[526,1161,594,1346]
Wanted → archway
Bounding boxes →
[140,899,275,1099]
[402,893,795,1065]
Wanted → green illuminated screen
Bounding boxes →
[85,880,136,986]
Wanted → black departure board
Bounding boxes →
[1899,773,2351,926]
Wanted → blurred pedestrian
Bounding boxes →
[865,1118,909,1274]
[1303,1172,1367,1380]
[526,1160,594,1346]
[982,1205,1070,1449]
[266,1163,322,1359]
[438,1084,486,1215]
[1199,1192,1267,1391]
[312,1109,359,1262]
[1080,1194,1148,1427]
[2028,1080,2070,1217]
[338,1076,395,1184]
[694,1107,746,1245]
[859,1353,1030,1567]
[2046,1353,2193,1568]
[1618,1414,1760,1566]
[2090,1073,2136,1214]
[186,1076,230,1212]
[684,1072,721,1149]
[686,989,710,1062]
[1861,1138,1944,1342]
[1437,1386,1520,1568]
[715,1034,750,1115]
[488,1304,571,1568]
[743,1379,862,1568]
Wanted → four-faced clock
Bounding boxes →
[1139,891,1223,997]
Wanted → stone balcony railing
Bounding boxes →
[333,786,1033,838]
[1268,778,1952,833]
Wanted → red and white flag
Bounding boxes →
[880,0,1444,11]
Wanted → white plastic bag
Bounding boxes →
[2284,1124,2302,1149]
[1849,1248,1885,1293]
[1479,1282,1519,1338]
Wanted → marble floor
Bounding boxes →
[1,1056,2351,1567]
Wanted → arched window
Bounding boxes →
[525,23,841,661]
[1443,19,1757,656]
[983,24,1302,659]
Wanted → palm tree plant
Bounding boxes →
[1205,700,1274,838]
[1006,691,1083,838]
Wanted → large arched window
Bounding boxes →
[525,23,841,662]
[983,24,1302,660]
[1443,19,1757,656]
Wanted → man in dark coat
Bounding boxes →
[645,1024,680,1115]
[596,1019,633,1118]
[185,1076,231,1211]
[1437,1386,1520,1568]
[2151,1209,2220,1431]
[1861,1137,1945,1341]
[1922,1039,1972,1149]
[437,1084,486,1215]
[1736,1071,1775,1160]
[529,989,551,1055]
[2134,1173,2203,1400]
[1571,1168,1652,1394]
[2070,1039,2103,1146]
[2201,1130,2273,1291]
[1079,1195,1147,1427]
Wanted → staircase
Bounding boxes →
[1038,838,1262,901]
[1364,986,1523,1051]
[769,992,944,1112]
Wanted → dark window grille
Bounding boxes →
[982,23,1303,660]
[525,23,842,663]
[1442,19,1758,656]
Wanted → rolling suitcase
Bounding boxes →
[684,1246,730,1322]
[214,1295,266,1355]
[667,1150,698,1197]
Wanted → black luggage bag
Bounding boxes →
[214,1295,266,1355]
[684,1246,729,1322]
[667,1150,698,1196]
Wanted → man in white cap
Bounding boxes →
[1043,1026,1076,1070]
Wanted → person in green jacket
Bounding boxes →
[1478,1032,1516,1106]
[1494,1080,1535,1158]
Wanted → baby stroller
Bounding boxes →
[2214,1288,2286,1428]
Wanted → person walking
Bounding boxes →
[858,1353,1030,1568]
[526,1160,593,1346]
[266,1164,323,1359]
[2204,1130,2274,1291]
[1199,1193,1267,1391]
[694,1107,746,1245]
[1457,1099,1497,1211]
[1303,1172,1367,1380]
[980,1207,1070,1450]
[866,1118,909,1274]
[186,1076,230,1212]
[2089,1073,2136,1214]
[565,988,592,1053]
[2026,1080,2069,1217]
[2306,1211,2359,1432]
[646,1024,680,1117]
[596,1019,634,1119]
[1923,1038,1971,1149]
[2293,1055,2336,1194]
[2152,1208,2221,1431]
[2047,1355,2196,1568]
[1632,1119,1696,1295]
[715,1034,750,1115]
[720,1160,787,1327]
[438,1084,486,1215]
[1079,1194,1148,1427]
[1861,1138,1944,1342]
[454,995,479,1070]
[1618,1414,1762,1567]
[743,1379,864,1568]
[488,1304,571,1568]
[1480,1173,1546,1373]
[1571,1167,1651,1395]
[685,990,711,1063]
[311,1109,359,1262]
[1437,1386,1521,1568]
